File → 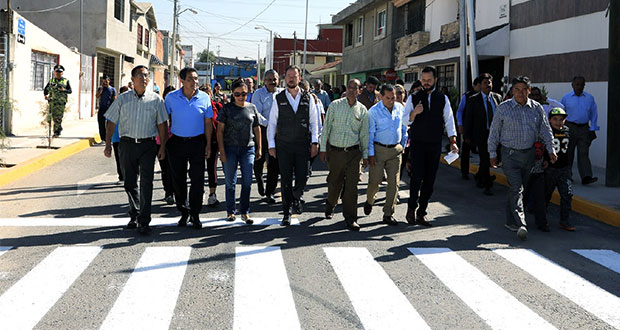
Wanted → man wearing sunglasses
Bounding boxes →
[251,70,282,204]
[267,65,320,225]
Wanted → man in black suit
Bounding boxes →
[463,73,502,195]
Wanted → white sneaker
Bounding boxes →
[207,193,219,206]
[517,226,528,241]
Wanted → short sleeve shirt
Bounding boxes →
[104,90,168,139]
[218,102,260,147]
[165,89,213,137]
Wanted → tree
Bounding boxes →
[197,49,216,63]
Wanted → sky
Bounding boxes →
[149,0,351,61]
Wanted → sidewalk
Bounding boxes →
[0,115,101,185]
[444,146,620,228]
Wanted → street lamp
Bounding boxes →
[171,5,198,87]
[255,25,273,71]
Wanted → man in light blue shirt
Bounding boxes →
[364,84,408,226]
[165,67,213,229]
[560,76,599,184]
[251,69,281,203]
[313,79,331,111]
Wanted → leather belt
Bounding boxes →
[374,142,397,148]
[566,121,588,127]
[329,144,359,152]
[172,134,204,141]
[121,136,156,143]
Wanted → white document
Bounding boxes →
[444,151,459,165]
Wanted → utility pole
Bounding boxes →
[206,37,212,80]
[293,31,297,66]
[465,0,478,80]
[170,0,178,87]
[459,0,467,97]
[257,43,261,84]
[607,0,620,186]
[302,0,309,79]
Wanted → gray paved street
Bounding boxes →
[1,144,620,330]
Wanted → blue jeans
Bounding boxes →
[223,145,255,215]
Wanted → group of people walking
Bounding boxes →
[98,62,597,238]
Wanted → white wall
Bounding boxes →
[9,14,81,134]
[535,82,608,168]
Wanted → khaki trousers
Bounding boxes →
[326,147,363,221]
[367,144,403,217]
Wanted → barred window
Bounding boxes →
[31,51,57,91]
[144,28,150,48]
[137,23,143,45]
[437,64,455,89]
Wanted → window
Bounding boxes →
[114,0,124,22]
[437,64,455,89]
[344,22,353,47]
[356,16,364,45]
[375,9,386,38]
[144,28,149,48]
[31,51,57,91]
[305,55,315,64]
[406,0,425,35]
[137,23,143,45]
[129,6,136,31]
[405,72,418,83]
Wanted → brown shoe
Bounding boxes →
[416,215,433,227]
[405,208,416,225]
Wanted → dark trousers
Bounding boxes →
[408,141,442,216]
[112,142,123,181]
[206,139,219,189]
[566,122,593,180]
[254,128,279,195]
[166,135,206,217]
[326,148,362,222]
[524,172,547,227]
[460,140,472,177]
[119,139,157,225]
[476,140,493,188]
[277,143,310,216]
[502,146,535,227]
[97,110,108,141]
[400,144,411,178]
[158,157,174,198]
[545,166,573,224]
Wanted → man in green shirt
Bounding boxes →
[43,65,72,137]
[320,79,369,231]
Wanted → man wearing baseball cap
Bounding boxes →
[43,64,72,137]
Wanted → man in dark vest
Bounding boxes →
[268,65,320,225]
[463,73,503,196]
[43,64,72,137]
[357,76,381,110]
[404,66,458,226]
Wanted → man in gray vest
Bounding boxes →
[268,65,319,225]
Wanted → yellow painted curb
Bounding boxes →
[0,135,102,187]
[440,154,620,228]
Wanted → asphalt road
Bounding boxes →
[1,144,619,330]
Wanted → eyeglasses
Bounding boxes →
[233,92,248,97]
[134,73,150,79]
[265,78,277,82]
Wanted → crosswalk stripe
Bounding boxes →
[0,246,101,330]
[233,246,300,330]
[100,247,191,330]
[572,249,620,275]
[409,248,556,330]
[324,247,430,330]
[0,246,11,257]
[0,217,299,227]
[494,249,620,329]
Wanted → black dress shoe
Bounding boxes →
[190,215,202,229]
[537,224,551,232]
[325,201,334,219]
[137,224,152,235]
[582,176,598,185]
[292,200,304,214]
[363,201,372,215]
[265,194,276,204]
[483,188,494,196]
[405,208,416,225]
[382,216,398,226]
[416,215,433,227]
[126,218,138,229]
[325,211,333,219]
[345,220,361,231]
[177,214,189,227]
[281,214,291,226]
[257,181,265,196]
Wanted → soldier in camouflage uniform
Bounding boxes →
[43,64,72,137]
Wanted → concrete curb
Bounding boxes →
[0,135,102,187]
[440,156,620,228]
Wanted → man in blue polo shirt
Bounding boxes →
[165,67,214,229]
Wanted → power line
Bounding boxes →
[217,0,277,37]
[18,0,79,13]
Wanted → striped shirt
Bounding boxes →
[320,98,369,158]
[105,90,168,139]
[487,98,554,159]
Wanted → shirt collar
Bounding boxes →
[510,97,534,108]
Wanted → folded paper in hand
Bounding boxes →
[444,151,459,165]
